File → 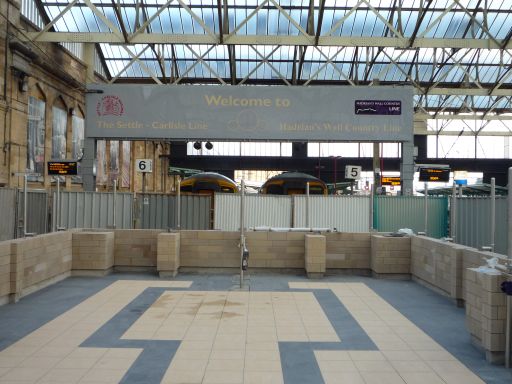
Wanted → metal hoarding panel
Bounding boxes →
[0,188,17,240]
[17,190,49,237]
[138,194,211,230]
[374,196,448,238]
[455,197,508,255]
[214,194,292,230]
[293,195,370,231]
[58,191,133,229]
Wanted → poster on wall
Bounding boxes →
[86,85,413,142]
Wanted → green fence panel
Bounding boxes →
[374,196,448,238]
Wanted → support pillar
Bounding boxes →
[82,43,96,191]
[401,140,414,196]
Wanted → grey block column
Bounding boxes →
[400,140,414,195]
[83,43,96,191]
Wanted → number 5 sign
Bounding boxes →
[345,165,361,179]
[136,159,153,173]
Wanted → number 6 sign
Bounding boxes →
[136,159,153,173]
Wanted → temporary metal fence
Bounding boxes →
[455,196,508,255]
[137,193,211,230]
[214,193,292,230]
[373,196,449,238]
[17,189,49,238]
[293,195,370,231]
[0,188,17,240]
[55,191,133,230]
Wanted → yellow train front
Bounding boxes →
[260,172,328,195]
[180,172,239,195]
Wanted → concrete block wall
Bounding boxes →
[72,232,114,271]
[246,231,305,269]
[157,233,180,276]
[411,236,465,298]
[180,231,239,268]
[0,242,11,299]
[114,229,163,268]
[325,233,371,270]
[371,235,411,275]
[19,232,72,289]
[465,268,508,364]
[305,234,326,277]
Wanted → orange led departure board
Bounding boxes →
[48,161,78,176]
[419,168,450,182]
[381,177,401,186]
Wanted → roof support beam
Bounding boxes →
[111,0,130,43]
[26,33,512,50]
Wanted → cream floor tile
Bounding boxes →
[390,360,433,373]
[17,356,61,369]
[435,371,485,384]
[0,367,48,382]
[243,370,284,384]
[210,349,246,360]
[0,346,39,357]
[93,356,137,370]
[38,368,89,383]
[360,371,407,384]
[203,370,244,384]
[425,360,473,374]
[244,359,282,372]
[78,368,128,383]
[55,357,100,370]
[173,349,211,361]
[354,360,397,373]
[321,371,365,384]
[349,351,386,361]
[207,359,245,371]
[178,340,214,350]
[415,350,457,361]
[318,360,359,373]
[381,351,421,361]
[245,349,280,361]
[169,358,208,372]
[32,346,75,358]
[0,355,26,368]
[314,350,351,361]
[245,341,279,351]
[276,333,309,342]
[161,370,204,384]
[399,371,446,384]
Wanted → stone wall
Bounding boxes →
[465,268,508,364]
[0,242,11,299]
[325,233,371,270]
[114,230,163,268]
[411,236,465,298]
[246,231,305,269]
[72,232,114,272]
[371,235,411,276]
[180,231,239,268]
[157,232,180,276]
[305,234,326,278]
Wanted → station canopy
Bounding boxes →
[22,1,512,125]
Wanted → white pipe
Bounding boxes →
[23,174,28,237]
[507,167,512,368]
[56,178,60,230]
[369,184,374,231]
[177,180,181,230]
[240,179,245,288]
[424,182,428,236]
[491,177,495,253]
[451,183,457,241]
[112,179,116,229]
[306,182,310,228]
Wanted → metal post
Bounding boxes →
[113,179,117,229]
[23,174,28,237]
[306,182,310,229]
[490,177,495,253]
[369,184,374,231]
[506,167,512,368]
[458,184,463,197]
[177,180,181,230]
[240,179,245,288]
[142,172,146,194]
[56,177,60,230]
[424,182,428,236]
[451,183,457,241]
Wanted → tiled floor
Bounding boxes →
[0,273,511,384]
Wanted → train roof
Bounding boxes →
[264,172,324,183]
[181,172,237,185]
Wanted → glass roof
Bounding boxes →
[22,0,512,115]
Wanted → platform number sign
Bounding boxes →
[345,165,362,180]
[136,159,153,173]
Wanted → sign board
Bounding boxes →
[419,168,450,182]
[86,85,414,142]
[345,165,362,180]
[381,176,401,186]
[454,170,468,185]
[47,161,78,176]
[136,159,152,173]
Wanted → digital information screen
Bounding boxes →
[419,168,450,182]
[381,176,401,186]
[48,161,78,176]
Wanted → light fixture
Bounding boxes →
[12,69,28,92]
[205,141,213,150]
[193,141,201,150]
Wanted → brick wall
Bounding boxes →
[157,232,180,276]
[246,231,305,269]
[114,230,163,268]
[0,242,11,298]
[72,232,114,270]
[371,235,411,275]
[325,233,371,270]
